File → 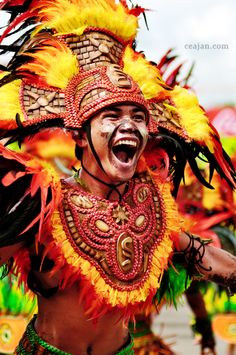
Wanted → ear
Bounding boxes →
[72,129,88,148]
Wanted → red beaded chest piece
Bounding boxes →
[59,173,166,289]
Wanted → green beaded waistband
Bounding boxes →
[129,319,152,338]
[16,316,134,355]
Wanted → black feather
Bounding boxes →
[0,190,41,247]
[0,166,31,216]
[148,132,188,196]
[0,118,65,145]
[1,0,35,16]
[187,154,214,189]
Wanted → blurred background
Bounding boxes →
[137,0,236,108]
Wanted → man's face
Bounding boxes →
[80,104,148,184]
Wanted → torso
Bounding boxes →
[35,283,129,355]
[14,171,178,354]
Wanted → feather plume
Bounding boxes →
[31,0,140,41]
[0,144,61,247]
[123,46,169,99]
[18,40,78,88]
[0,73,24,121]
[0,8,38,43]
[168,86,213,144]
[156,49,178,76]
[156,49,194,89]
[158,86,236,189]
[155,263,190,307]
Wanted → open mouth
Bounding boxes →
[112,140,138,163]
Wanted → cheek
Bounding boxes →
[139,126,148,145]
[100,122,116,140]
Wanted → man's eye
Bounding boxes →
[133,114,146,122]
[103,114,119,120]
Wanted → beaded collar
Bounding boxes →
[49,171,176,313]
[59,172,165,287]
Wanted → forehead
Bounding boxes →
[89,103,149,126]
[90,104,149,125]
[100,104,146,114]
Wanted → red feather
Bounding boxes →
[0,0,27,8]
[0,144,61,242]
[129,6,147,17]
[156,49,177,76]
[0,9,38,42]
[165,63,183,86]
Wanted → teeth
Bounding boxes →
[114,140,137,147]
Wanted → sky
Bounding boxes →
[136,0,236,109]
[1,0,235,109]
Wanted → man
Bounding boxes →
[1,102,236,354]
[0,1,236,354]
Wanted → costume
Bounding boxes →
[0,1,236,354]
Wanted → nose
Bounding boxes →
[118,118,138,133]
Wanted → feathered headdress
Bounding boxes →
[0,0,235,193]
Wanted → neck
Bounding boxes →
[78,168,127,201]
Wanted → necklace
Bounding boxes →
[77,160,127,201]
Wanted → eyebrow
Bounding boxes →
[102,107,146,114]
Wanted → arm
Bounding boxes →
[185,281,216,355]
[177,232,236,294]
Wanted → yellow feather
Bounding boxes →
[0,73,24,121]
[123,46,167,99]
[202,173,224,210]
[34,0,138,41]
[168,86,214,150]
[20,44,78,89]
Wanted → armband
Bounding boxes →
[180,233,212,285]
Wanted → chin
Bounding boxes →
[113,172,134,183]
[108,165,136,184]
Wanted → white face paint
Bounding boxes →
[82,104,148,184]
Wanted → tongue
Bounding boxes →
[115,151,128,163]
